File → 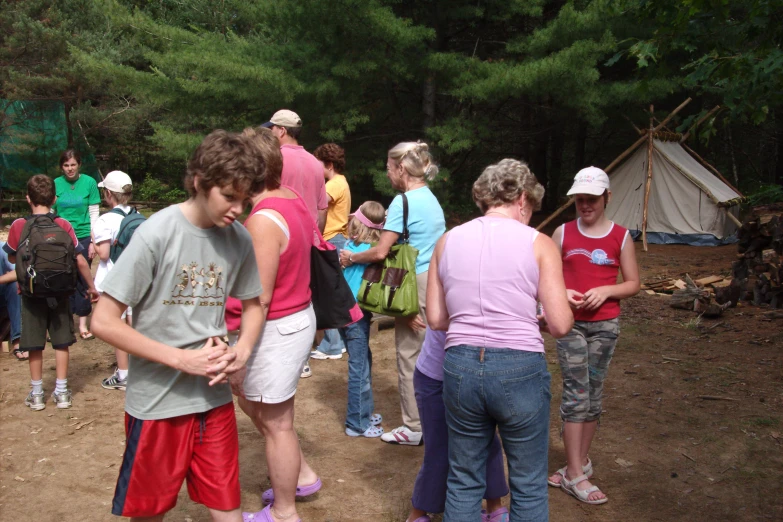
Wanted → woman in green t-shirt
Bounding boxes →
[52,149,101,339]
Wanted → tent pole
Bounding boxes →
[722,207,743,228]
[680,106,720,143]
[536,97,692,232]
[642,105,654,252]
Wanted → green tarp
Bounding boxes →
[1,99,99,193]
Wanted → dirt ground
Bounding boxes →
[1,243,781,521]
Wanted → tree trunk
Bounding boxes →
[548,127,565,210]
[777,110,783,185]
[422,77,435,131]
[727,125,739,187]
[575,121,587,170]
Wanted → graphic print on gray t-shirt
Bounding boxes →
[101,205,262,420]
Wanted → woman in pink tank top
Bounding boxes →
[225,127,319,522]
[426,159,573,521]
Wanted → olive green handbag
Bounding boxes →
[357,194,420,317]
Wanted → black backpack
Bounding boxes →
[109,207,146,263]
[14,214,78,298]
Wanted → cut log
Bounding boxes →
[694,275,724,287]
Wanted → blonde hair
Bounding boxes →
[108,185,133,205]
[347,201,385,245]
[472,159,545,213]
[388,141,439,182]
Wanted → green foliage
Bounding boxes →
[745,184,783,207]
[2,0,781,209]
[135,173,186,203]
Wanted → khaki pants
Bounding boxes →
[394,270,428,432]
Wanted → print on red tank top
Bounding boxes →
[561,219,628,322]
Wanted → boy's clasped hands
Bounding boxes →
[177,337,249,387]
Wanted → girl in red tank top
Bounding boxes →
[548,167,640,505]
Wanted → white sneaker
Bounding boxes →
[380,426,422,446]
[310,350,342,360]
[300,364,312,379]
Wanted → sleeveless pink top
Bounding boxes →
[225,193,312,330]
[438,216,543,352]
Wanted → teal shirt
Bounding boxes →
[384,186,446,274]
[53,174,100,238]
[342,241,372,298]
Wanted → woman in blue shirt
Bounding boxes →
[340,141,445,446]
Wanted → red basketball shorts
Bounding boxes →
[111,402,240,517]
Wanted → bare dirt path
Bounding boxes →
[0,243,781,521]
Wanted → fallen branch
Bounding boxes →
[662,355,681,362]
[697,395,739,401]
[681,452,697,463]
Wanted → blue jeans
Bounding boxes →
[443,346,551,522]
[316,234,347,355]
[411,368,508,513]
[339,310,373,433]
[0,245,21,342]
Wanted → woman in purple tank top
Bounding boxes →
[426,159,573,521]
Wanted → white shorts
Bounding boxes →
[241,304,316,404]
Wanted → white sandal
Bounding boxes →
[560,473,608,505]
[547,458,593,487]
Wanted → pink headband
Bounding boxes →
[351,207,384,230]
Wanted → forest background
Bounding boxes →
[1,0,782,216]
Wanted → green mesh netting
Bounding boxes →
[1,100,99,195]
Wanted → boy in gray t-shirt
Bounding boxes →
[92,130,267,521]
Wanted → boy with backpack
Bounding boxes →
[3,174,100,410]
[92,170,144,391]
[90,130,265,521]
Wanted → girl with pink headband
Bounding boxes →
[340,201,387,437]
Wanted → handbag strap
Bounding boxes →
[401,193,410,243]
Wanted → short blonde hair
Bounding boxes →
[472,159,545,213]
[347,201,385,245]
[388,141,439,181]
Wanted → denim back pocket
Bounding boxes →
[499,370,547,420]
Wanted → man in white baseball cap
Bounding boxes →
[260,109,328,233]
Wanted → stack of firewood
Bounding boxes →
[719,205,783,308]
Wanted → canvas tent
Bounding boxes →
[538,100,744,248]
[605,136,742,246]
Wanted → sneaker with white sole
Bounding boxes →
[310,350,342,360]
[380,426,422,445]
[25,391,45,411]
[101,370,127,391]
[51,388,73,409]
[300,363,312,378]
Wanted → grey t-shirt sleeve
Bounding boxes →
[101,233,155,308]
[229,244,262,300]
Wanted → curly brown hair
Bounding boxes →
[472,159,545,213]
[184,130,268,198]
[313,143,346,173]
[27,174,56,207]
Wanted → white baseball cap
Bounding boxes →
[566,167,610,196]
[261,109,302,128]
[98,170,133,193]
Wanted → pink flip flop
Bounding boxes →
[243,504,301,522]
[261,477,322,505]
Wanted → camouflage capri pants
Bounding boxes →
[556,318,619,423]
